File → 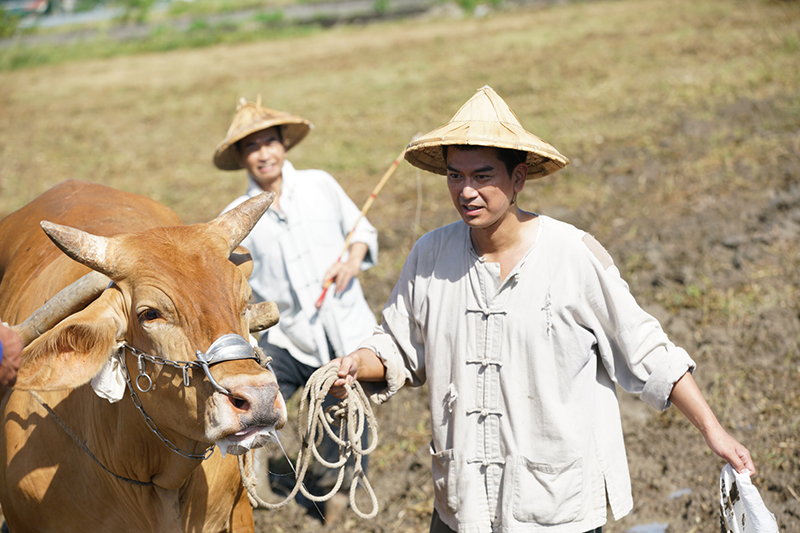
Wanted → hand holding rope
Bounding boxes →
[239,362,380,519]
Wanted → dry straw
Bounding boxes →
[214,96,313,171]
[404,86,569,179]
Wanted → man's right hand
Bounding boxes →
[330,354,361,399]
[329,347,386,399]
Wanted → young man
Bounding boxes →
[215,97,377,515]
[332,86,754,533]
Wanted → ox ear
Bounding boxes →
[247,301,279,333]
[230,246,254,280]
[15,288,126,392]
[208,191,275,254]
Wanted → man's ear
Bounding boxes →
[512,163,528,191]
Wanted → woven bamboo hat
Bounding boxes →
[214,96,313,171]
[404,86,569,179]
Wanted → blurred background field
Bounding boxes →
[1,0,799,531]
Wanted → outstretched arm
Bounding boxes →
[669,371,755,474]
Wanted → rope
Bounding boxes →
[29,390,156,487]
[238,363,380,519]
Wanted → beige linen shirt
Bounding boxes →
[360,216,695,533]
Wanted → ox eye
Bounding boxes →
[138,308,162,322]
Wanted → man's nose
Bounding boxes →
[461,180,479,197]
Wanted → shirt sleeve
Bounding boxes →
[357,241,428,403]
[578,234,696,411]
[326,174,379,270]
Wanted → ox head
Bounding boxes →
[17,192,287,456]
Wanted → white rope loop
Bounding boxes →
[239,363,379,519]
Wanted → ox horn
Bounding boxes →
[40,221,119,278]
[207,191,276,254]
[246,301,280,333]
[12,270,112,347]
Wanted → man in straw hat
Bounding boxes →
[216,97,378,518]
[331,86,754,532]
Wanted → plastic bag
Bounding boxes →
[719,464,780,533]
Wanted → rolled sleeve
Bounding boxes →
[640,346,696,410]
[582,246,698,412]
[348,218,379,270]
[358,329,411,404]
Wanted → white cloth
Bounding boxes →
[359,216,696,533]
[222,160,378,368]
[91,351,126,403]
[720,464,780,533]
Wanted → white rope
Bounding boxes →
[238,363,380,519]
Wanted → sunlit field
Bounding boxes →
[1,0,799,530]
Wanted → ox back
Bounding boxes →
[0,180,284,532]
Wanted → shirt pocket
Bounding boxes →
[511,456,584,524]
[431,447,458,514]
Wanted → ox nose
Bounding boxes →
[226,381,286,430]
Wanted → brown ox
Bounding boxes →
[0,180,287,532]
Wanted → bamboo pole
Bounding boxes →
[315,146,407,309]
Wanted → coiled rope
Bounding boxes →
[238,363,380,519]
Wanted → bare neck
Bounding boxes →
[470,209,539,280]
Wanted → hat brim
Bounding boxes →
[214,118,312,171]
[404,120,569,179]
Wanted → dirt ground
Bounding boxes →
[250,96,800,533]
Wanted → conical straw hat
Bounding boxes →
[214,96,313,171]
[404,86,569,179]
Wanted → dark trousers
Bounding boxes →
[429,509,603,533]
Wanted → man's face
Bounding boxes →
[445,146,526,230]
[237,126,287,189]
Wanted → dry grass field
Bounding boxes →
[1,0,799,531]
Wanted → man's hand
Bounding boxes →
[0,323,23,393]
[329,347,386,400]
[669,371,755,474]
[703,424,756,474]
[317,243,370,309]
[322,260,362,297]
[329,355,360,399]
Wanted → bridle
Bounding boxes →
[118,333,271,461]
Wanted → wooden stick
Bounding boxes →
[315,146,407,309]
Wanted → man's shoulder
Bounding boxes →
[540,215,615,269]
[415,221,466,250]
[289,166,337,184]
